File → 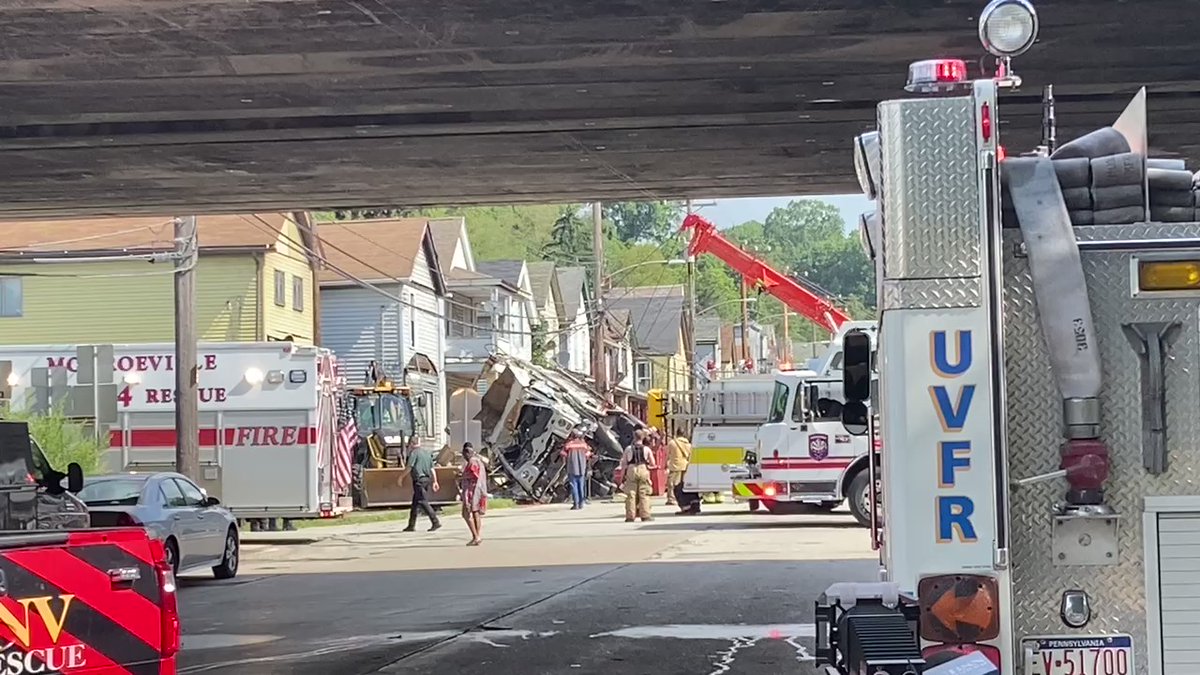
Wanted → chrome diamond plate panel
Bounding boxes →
[879,97,981,280]
[1004,225,1200,673]
[880,278,981,311]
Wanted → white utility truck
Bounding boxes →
[0,341,350,521]
[738,371,874,526]
[816,2,1194,673]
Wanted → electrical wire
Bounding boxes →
[242,214,612,341]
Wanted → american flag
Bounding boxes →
[332,396,358,492]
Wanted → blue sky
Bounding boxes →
[697,194,873,232]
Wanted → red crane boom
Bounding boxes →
[680,213,852,333]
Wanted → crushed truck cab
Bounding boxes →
[816,1,1200,673]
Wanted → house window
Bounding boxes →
[292,275,304,312]
[420,390,435,438]
[634,360,651,392]
[0,278,22,317]
[273,270,286,307]
[448,303,477,338]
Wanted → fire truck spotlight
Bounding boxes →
[978,0,1038,58]
[917,574,1000,643]
[1138,259,1200,291]
[4,371,17,387]
[763,484,778,497]
[244,367,265,385]
[1060,590,1091,628]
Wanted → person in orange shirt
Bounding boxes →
[560,429,593,510]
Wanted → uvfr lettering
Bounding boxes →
[0,594,87,674]
[929,330,978,543]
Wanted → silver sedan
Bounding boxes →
[76,472,240,579]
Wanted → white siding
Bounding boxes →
[320,283,404,383]
[400,249,448,449]
[1157,513,1200,672]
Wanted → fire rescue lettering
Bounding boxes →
[45,353,229,408]
[0,594,87,674]
[233,426,306,446]
[929,330,977,544]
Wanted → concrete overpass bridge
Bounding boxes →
[3,0,1197,217]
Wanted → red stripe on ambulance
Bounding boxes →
[110,426,318,447]
[760,459,854,470]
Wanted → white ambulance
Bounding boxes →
[1,342,351,521]
[817,1,1193,673]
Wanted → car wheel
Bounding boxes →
[164,538,180,576]
[847,471,872,528]
[212,527,240,580]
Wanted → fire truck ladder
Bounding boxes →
[680,214,853,333]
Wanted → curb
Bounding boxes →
[241,535,322,546]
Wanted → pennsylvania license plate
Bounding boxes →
[1022,635,1133,675]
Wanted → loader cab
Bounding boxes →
[351,385,418,443]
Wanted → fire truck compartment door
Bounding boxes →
[1145,498,1200,674]
[221,411,317,514]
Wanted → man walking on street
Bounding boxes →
[620,429,657,522]
[402,441,442,532]
[561,429,592,510]
[665,432,692,507]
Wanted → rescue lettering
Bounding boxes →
[232,426,306,446]
[0,645,86,675]
[45,353,218,374]
[929,330,977,543]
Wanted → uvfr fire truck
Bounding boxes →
[0,341,351,522]
[816,1,1199,673]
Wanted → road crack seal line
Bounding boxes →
[369,562,633,673]
[708,637,759,675]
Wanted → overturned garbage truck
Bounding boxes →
[475,355,637,502]
[816,2,1200,674]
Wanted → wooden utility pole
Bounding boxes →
[591,202,608,397]
[740,279,751,368]
[782,307,791,365]
[174,215,200,480]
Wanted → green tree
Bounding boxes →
[2,408,108,475]
[603,201,685,243]
[530,320,553,368]
[543,206,592,266]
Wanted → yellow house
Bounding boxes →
[0,213,320,344]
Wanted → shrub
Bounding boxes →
[0,407,107,475]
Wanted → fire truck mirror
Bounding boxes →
[841,401,869,436]
[842,330,872,403]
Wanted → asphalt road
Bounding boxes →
[175,502,878,675]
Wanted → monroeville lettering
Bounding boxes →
[45,353,219,374]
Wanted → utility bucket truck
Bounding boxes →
[816,1,1200,673]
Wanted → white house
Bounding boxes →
[317,217,448,450]
[555,266,592,376]
[525,261,563,364]
[427,222,534,394]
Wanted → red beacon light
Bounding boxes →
[905,59,970,94]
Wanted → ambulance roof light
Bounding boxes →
[978,0,1038,58]
[904,59,969,94]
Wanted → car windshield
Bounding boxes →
[767,381,791,423]
[77,478,145,506]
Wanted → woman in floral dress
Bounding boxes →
[459,443,488,546]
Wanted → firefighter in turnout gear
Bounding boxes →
[620,429,657,522]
